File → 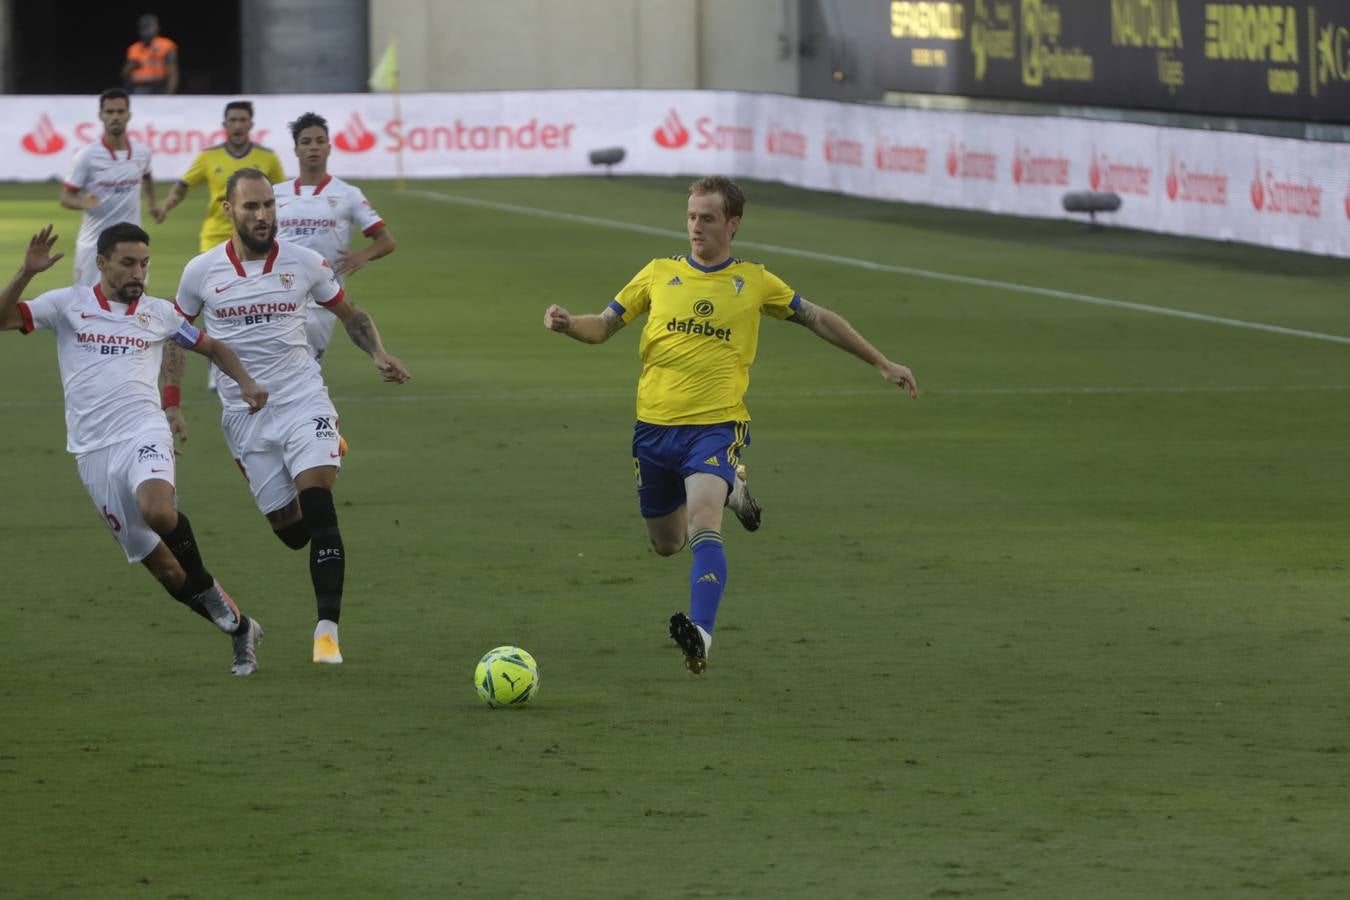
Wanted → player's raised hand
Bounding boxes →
[879,360,919,398]
[165,406,190,446]
[544,304,572,332]
[240,381,269,413]
[374,352,410,384]
[23,225,65,274]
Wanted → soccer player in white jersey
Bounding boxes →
[165,167,410,665]
[274,112,396,363]
[60,89,159,287]
[0,223,268,675]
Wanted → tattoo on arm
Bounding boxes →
[344,310,380,355]
[162,341,185,385]
[788,298,819,327]
[601,307,625,338]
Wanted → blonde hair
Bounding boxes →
[688,176,745,219]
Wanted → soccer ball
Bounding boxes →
[474,646,539,708]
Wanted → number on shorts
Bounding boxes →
[102,505,123,533]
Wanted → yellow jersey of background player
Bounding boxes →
[158,100,286,252]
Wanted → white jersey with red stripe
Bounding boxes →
[274,174,384,299]
[175,239,344,412]
[18,284,202,454]
[66,138,153,246]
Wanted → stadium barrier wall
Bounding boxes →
[5,91,1349,257]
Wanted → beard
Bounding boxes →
[237,221,278,254]
[114,280,144,303]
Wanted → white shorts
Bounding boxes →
[222,388,342,515]
[305,304,339,361]
[75,428,177,563]
[73,237,100,286]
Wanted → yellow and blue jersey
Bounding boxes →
[609,255,800,426]
[177,143,286,251]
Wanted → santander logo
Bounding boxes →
[1011,142,1070,187]
[334,113,377,153]
[22,114,66,155]
[1164,155,1228,206]
[1088,147,1151,196]
[765,122,807,159]
[1249,160,1322,217]
[823,131,863,167]
[653,109,690,149]
[651,109,753,152]
[945,141,997,180]
[875,138,927,174]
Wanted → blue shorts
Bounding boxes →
[632,421,750,519]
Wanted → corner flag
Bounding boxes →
[369,39,398,92]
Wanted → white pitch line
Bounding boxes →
[408,189,1350,347]
[3,384,1350,411]
[931,384,1350,396]
[324,384,1350,401]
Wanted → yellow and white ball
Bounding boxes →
[474,646,539,708]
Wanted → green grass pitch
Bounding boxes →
[2,176,1350,898]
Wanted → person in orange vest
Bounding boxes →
[121,14,178,95]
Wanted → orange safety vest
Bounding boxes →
[126,37,176,85]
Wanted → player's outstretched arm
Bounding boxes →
[330,298,411,383]
[142,175,161,222]
[0,226,63,332]
[788,298,919,398]
[544,304,624,344]
[156,182,188,224]
[192,334,268,412]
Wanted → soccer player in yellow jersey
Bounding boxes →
[158,100,285,392]
[156,100,286,252]
[544,176,919,674]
